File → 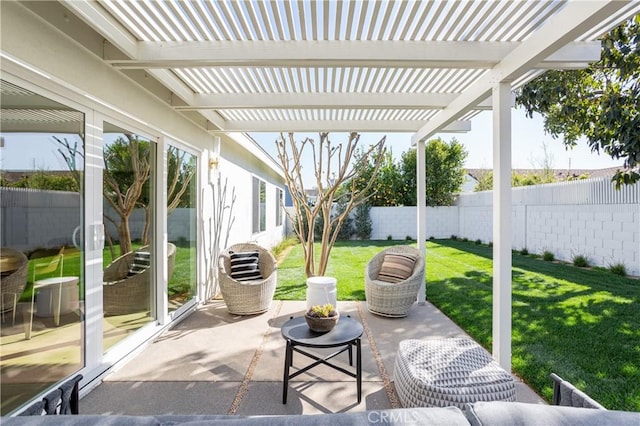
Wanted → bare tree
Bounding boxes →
[276,132,386,277]
[103,134,150,255]
[139,146,196,245]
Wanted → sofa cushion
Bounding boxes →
[229,250,263,281]
[378,253,417,283]
[465,401,640,426]
[4,407,471,425]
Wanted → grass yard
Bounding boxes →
[274,240,415,300]
[275,238,639,411]
[426,239,639,412]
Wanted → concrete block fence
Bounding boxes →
[369,178,639,276]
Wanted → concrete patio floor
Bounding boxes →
[80,300,544,416]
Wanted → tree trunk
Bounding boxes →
[117,217,132,255]
[141,205,151,245]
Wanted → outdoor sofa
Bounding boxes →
[5,401,639,425]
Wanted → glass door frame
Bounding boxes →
[1,60,204,402]
[97,113,163,362]
[162,138,201,322]
[0,72,92,408]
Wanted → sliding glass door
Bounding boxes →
[166,145,197,312]
[0,80,85,414]
[102,123,156,351]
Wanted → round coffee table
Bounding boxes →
[281,315,363,404]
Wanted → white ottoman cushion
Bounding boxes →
[394,338,516,408]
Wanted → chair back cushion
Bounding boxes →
[229,250,263,281]
[378,253,417,283]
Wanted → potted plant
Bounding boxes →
[304,303,339,332]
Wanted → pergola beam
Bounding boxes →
[176,93,458,110]
[176,92,517,111]
[412,0,629,144]
[210,120,470,133]
[107,40,600,69]
[61,1,137,58]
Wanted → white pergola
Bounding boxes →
[59,0,639,370]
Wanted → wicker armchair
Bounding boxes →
[365,245,425,317]
[103,243,176,316]
[218,243,277,315]
[0,248,29,324]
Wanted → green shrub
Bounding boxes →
[429,236,435,240]
[488,242,493,247]
[520,248,529,255]
[572,255,589,268]
[386,235,393,241]
[609,263,627,276]
[451,235,458,240]
[462,237,469,242]
[353,203,372,240]
[542,250,555,261]
[405,235,413,241]
[475,239,482,245]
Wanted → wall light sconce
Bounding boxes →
[209,155,219,170]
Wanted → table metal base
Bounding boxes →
[281,316,362,404]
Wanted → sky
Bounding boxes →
[1,108,622,184]
[250,108,623,186]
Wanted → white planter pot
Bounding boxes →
[306,276,337,311]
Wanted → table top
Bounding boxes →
[34,276,79,287]
[281,316,363,348]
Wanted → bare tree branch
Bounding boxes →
[276,132,386,277]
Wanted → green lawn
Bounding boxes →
[274,240,415,300]
[275,238,640,411]
[21,244,194,301]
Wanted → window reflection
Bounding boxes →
[0,80,84,414]
[102,123,155,351]
[167,146,197,312]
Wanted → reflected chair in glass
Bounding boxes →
[0,248,29,325]
[103,243,176,316]
[218,243,277,315]
[364,245,425,318]
[28,247,71,339]
[32,246,65,283]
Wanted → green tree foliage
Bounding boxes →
[348,148,402,206]
[401,138,468,206]
[349,138,466,207]
[399,148,417,206]
[474,170,557,192]
[516,15,640,187]
[424,138,467,206]
[354,203,372,240]
[6,171,79,192]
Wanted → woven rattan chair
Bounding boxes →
[103,243,176,316]
[365,245,424,317]
[0,248,29,325]
[218,243,277,315]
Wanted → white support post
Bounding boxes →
[416,139,426,304]
[156,136,169,325]
[492,82,512,371]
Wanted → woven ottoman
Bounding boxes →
[394,338,516,408]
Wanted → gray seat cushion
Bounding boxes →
[4,407,470,425]
[465,401,640,426]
